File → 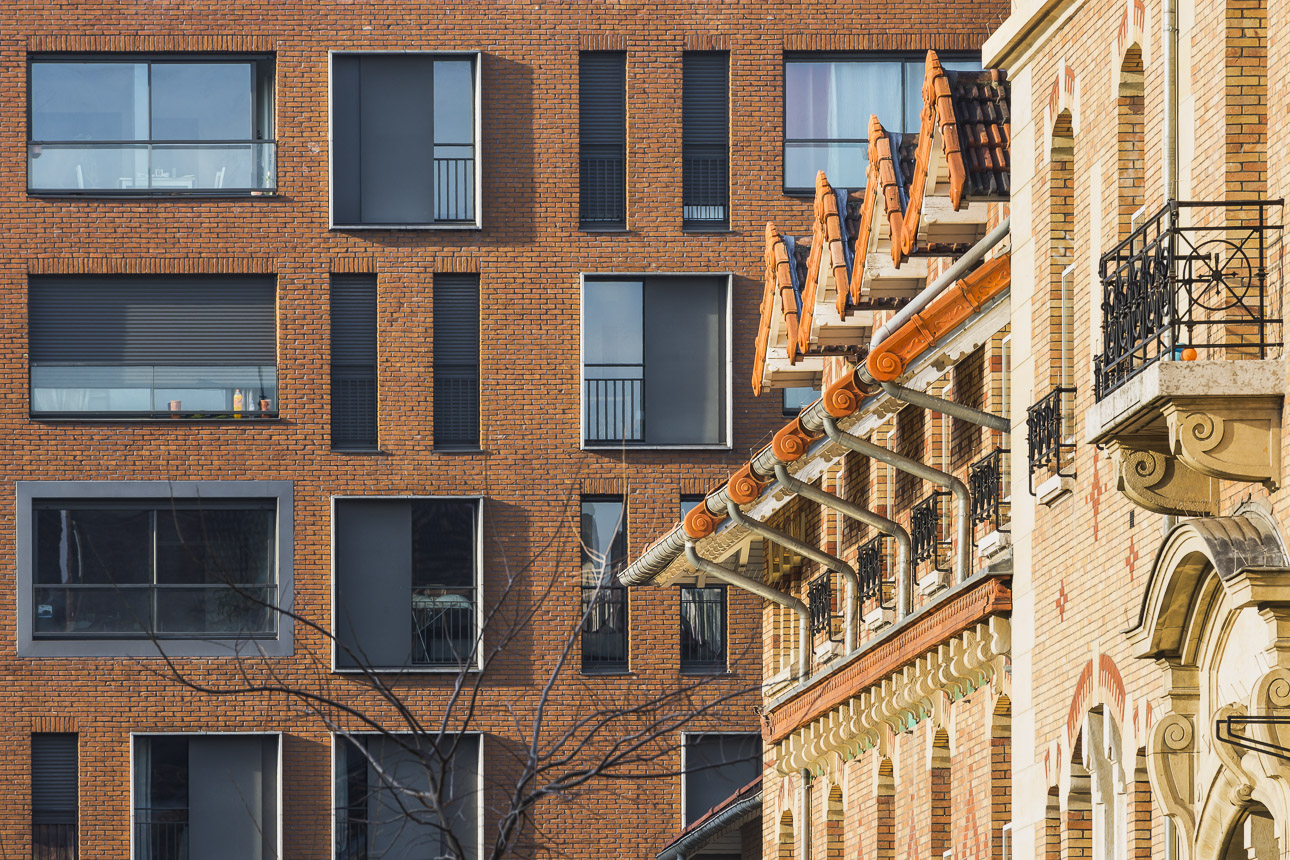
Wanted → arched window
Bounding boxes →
[779,810,796,860]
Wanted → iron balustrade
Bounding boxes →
[679,585,726,673]
[969,448,1010,532]
[32,822,76,860]
[857,536,887,604]
[28,141,277,193]
[682,148,729,228]
[134,812,188,860]
[807,574,834,637]
[911,492,951,570]
[433,155,475,222]
[1027,388,1076,494]
[579,146,626,227]
[411,587,475,666]
[584,365,645,444]
[1095,199,1284,398]
[581,585,629,673]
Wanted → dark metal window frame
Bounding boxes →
[579,51,627,230]
[27,53,277,197]
[679,584,727,674]
[681,51,730,231]
[32,733,78,860]
[780,51,979,196]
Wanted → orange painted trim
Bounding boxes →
[866,253,1011,381]
[800,171,850,355]
[773,416,820,462]
[897,53,948,264]
[727,463,769,505]
[684,501,723,540]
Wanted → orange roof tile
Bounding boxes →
[799,171,850,351]
[752,222,798,396]
[843,117,905,317]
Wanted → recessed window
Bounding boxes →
[334,498,481,671]
[782,386,820,416]
[330,274,379,450]
[580,496,628,674]
[29,275,277,420]
[32,734,78,860]
[581,275,729,447]
[335,734,481,860]
[28,55,275,194]
[782,53,979,194]
[433,274,481,450]
[579,52,626,229]
[682,52,729,230]
[132,734,278,860]
[331,53,479,228]
[682,734,761,825]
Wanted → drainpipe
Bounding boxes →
[870,217,1010,347]
[724,500,860,653]
[685,542,810,680]
[1164,0,1178,201]
[822,415,973,585]
[801,769,813,860]
[772,464,914,619]
[873,381,1010,433]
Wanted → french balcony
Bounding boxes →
[1087,200,1285,515]
[969,447,1010,557]
[857,535,893,630]
[28,141,276,194]
[1028,387,1076,502]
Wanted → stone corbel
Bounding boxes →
[1163,396,1282,490]
[1106,443,1219,517]
[1147,712,1197,856]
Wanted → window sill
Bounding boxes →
[579,225,629,233]
[582,442,732,452]
[28,190,278,199]
[680,665,730,676]
[331,446,388,455]
[580,666,633,676]
[331,222,480,231]
[333,665,480,674]
[32,413,282,423]
[434,446,485,455]
[681,224,732,234]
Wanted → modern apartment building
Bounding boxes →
[0,3,1005,859]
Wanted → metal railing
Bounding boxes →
[32,822,76,860]
[1095,199,1284,398]
[911,492,950,570]
[134,812,188,860]
[969,448,1010,533]
[679,585,726,673]
[807,574,834,637]
[857,536,887,604]
[434,365,480,449]
[28,141,276,193]
[411,587,475,666]
[580,147,626,227]
[682,149,728,227]
[584,366,644,444]
[1027,388,1076,494]
[433,155,475,223]
[581,585,628,673]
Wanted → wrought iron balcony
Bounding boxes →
[969,448,1010,532]
[857,536,887,604]
[1095,199,1283,399]
[807,574,833,636]
[1028,388,1076,494]
[911,492,950,570]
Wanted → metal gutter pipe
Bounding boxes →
[685,542,810,680]
[655,789,762,860]
[723,500,860,652]
[773,464,914,619]
[874,381,1010,433]
[870,217,1010,348]
[822,415,973,585]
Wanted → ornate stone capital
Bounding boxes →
[1107,443,1219,516]
[1163,396,1282,490]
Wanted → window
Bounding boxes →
[782,53,979,193]
[581,275,729,447]
[581,496,628,674]
[132,734,278,860]
[781,386,820,416]
[682,52,729,229]
[680,585,726,674]
[29,275,277,419]
[579,52,626,229]
[331,275,378,450]
[434,274,481,450]
[335,734,481,860]
[682,734,761,825]
[332,53,479,228]
[16,481,293,658]
[334,498,481,671]
[28,55,275,194]
[32,734,77,860]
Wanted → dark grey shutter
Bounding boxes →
[32,734,77,824]
[331,274,378,450]
[579,52,626,227]
[433,275,480,449]
[29,276,275,365]
[682,53,729,227]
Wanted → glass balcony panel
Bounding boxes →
[34,585,151,636]
[152,584,276,636]
[32,364,278,416]
[783,141,867,190]
[28,142,276,192]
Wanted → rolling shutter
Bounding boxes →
[682,53,729,226]
[579,52,627,226]
[330,274,378,450]
[433,274,480,449]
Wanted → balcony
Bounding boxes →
[134,811,188,860]
[970,447,1011,557]
[1028,387,1076,501]
[682,147,728,230]
[584,367,645,444]
[580,146,626,228]
[411,587,475,666]
[807,574,833,637]
[1088,200,1285,514]
[28,142,276,194]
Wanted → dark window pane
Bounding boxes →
[680,585,726,672]
[580,499,625,585]
[579,52,626,227]
[151,64,253,140]
[153,585,274,636]
[34,585,151,636]
[433,274,480,449]
[684,734,760,824]
[144,736,190,809]
[35,508,151,585]
[155,508,274,585]
[331,274,379,449]
[411,500,477,589]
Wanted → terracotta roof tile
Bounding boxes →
[798,171,852,354]
[752,222,798,396]
[844,117,906,316]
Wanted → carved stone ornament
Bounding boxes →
[1146,712,1197,852]
[1163,396,1282,490]
[1106,443,1219,516]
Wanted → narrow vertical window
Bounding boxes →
[330,274,378,451]
[433,274,481,450]
[579,52,626,229]
[32,734,77,860]
[580,496,628,673]
[682,52,728,229]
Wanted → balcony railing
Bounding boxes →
[857,536,887,604]
[433,151,475,223]
[911,492,950,570]
[682,148,728,228]
[969,448,1010,533]
[1095,199,1284,398]
[32,822,76,860]
[31,363,278,419]
[581,585,628,673]
[1028,388,1076,494]
[680,585,726,673]
[28,141,276,193]
[580,146,626,227]
[134,812,188,860]
[584,365,644,444]
[807,574,834,637]
[411,586,475,666]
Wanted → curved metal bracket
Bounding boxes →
[1215,714,1290,762]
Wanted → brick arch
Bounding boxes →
[1044,64,1079,158]
[1115,0,1149,70]
[779,810,796,860]
[991,696,1012,859]
[825,783,844,860]
[1116,42,1146,238]
[1065,653,1128,754]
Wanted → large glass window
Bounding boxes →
[783,53,980,193]
[28,56,275,193]
[133,735,278,860]
[581,276,728,447]
[682,734,761,825]
[580,497,628,674]
[32,500,277,639]
[334,498,481,670]
[332,54,478,227]
[335,734,480,860]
